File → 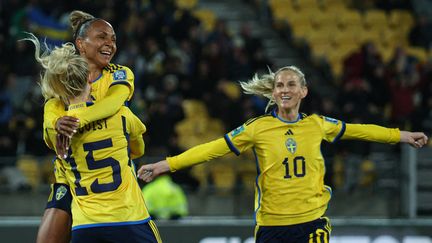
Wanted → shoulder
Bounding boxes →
[44,98,64,110]
[244,114,273,126]
[103,63,132,73]
[104,64,134,81]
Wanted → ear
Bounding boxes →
[301,86,308,99]
[75,38,84,53]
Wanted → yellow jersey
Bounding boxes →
[45,103,150,230]
[43,63,135,132]
[168,109,400,227]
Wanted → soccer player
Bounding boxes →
[31,10,142,243]
[138,65,428,242]
[25,33,162,242]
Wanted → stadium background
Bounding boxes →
[0,0,431,242]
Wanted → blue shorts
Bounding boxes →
[72,220,162,243]
[46,183,72,215]
[256,217,331,243]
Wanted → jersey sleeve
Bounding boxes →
[53,157,69,185]
[43,99,66,146]
[319,116,346,143]
[110,65,135,101]
[67,85,130,128]
[43,99,66,152]
[223,123,255,155]
[167,138,231,172]
[343,123,400,144]
[126,108,146,159]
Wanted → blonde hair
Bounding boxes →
[22,33,89,103]
[239,65,306,112]
[70,10,98,40]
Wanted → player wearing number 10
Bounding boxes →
[138,66,428,243]
[24,33,161,242]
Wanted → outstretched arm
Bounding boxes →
[138,137,231,182]
[343,124,428,148]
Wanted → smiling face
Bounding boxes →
[272,70,308,113]
[76,19,117,69]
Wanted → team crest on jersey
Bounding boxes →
[285,138,297,154]
[113,70,127,81]
[324,116,338,124]
[230,125,245,137]
[55,185,67,201]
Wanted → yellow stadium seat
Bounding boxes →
[290,20,314,41]
[363,9,388,31]
[175,0,198,10]
[209,159,237,194]
[193,9,216,32]
[405,46,428,62]
[337,10,363,29]
[292,0,319,11]
[388,10,414,30]
[16,155,40,190]
[331,27,363,47]
[269,0,293,10]
[236,161,256,193]
[309,42,332,59]
[175,100,225,150]
[379,29,400,49]
[376,44,394,63]
[306,28,333,45]
[360,28,382,46]
[310,11,338,29]
[320,0,348,12]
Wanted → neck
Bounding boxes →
[87,63,103,82]
[277,108,299,121]
[68,93,88,105]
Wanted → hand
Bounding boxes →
[55,116,79,138]
[56,134,70,159]
[137,160,170,183]
[400,131,429,148]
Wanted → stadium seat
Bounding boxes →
[331,27,363,47]
[290,18,314,41]
[175,0,198,10]
[292,0,319,11]
[405,46,428,62]
[320,0,348,12]
[208,158,237,194]
[236,153,257,193]
[175,100,225,150]
[16,155,40,190]
[363,9,388,31]
[360,28,381,46]
[388,9,414,30]
[309,10,338,29]
[336,10,363,30]
[193,9,216,32]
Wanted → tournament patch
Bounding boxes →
[285,138,297,154]
[324,116,338,124]
[230,125,245,137]
[113,70,127,81]
[56,185,68,201]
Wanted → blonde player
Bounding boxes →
[25,34,161,242]
[32,10,138,243]
[138,66,428,242]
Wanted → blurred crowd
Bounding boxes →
[0,0,431,193]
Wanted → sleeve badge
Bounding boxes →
[113,70,127,81]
